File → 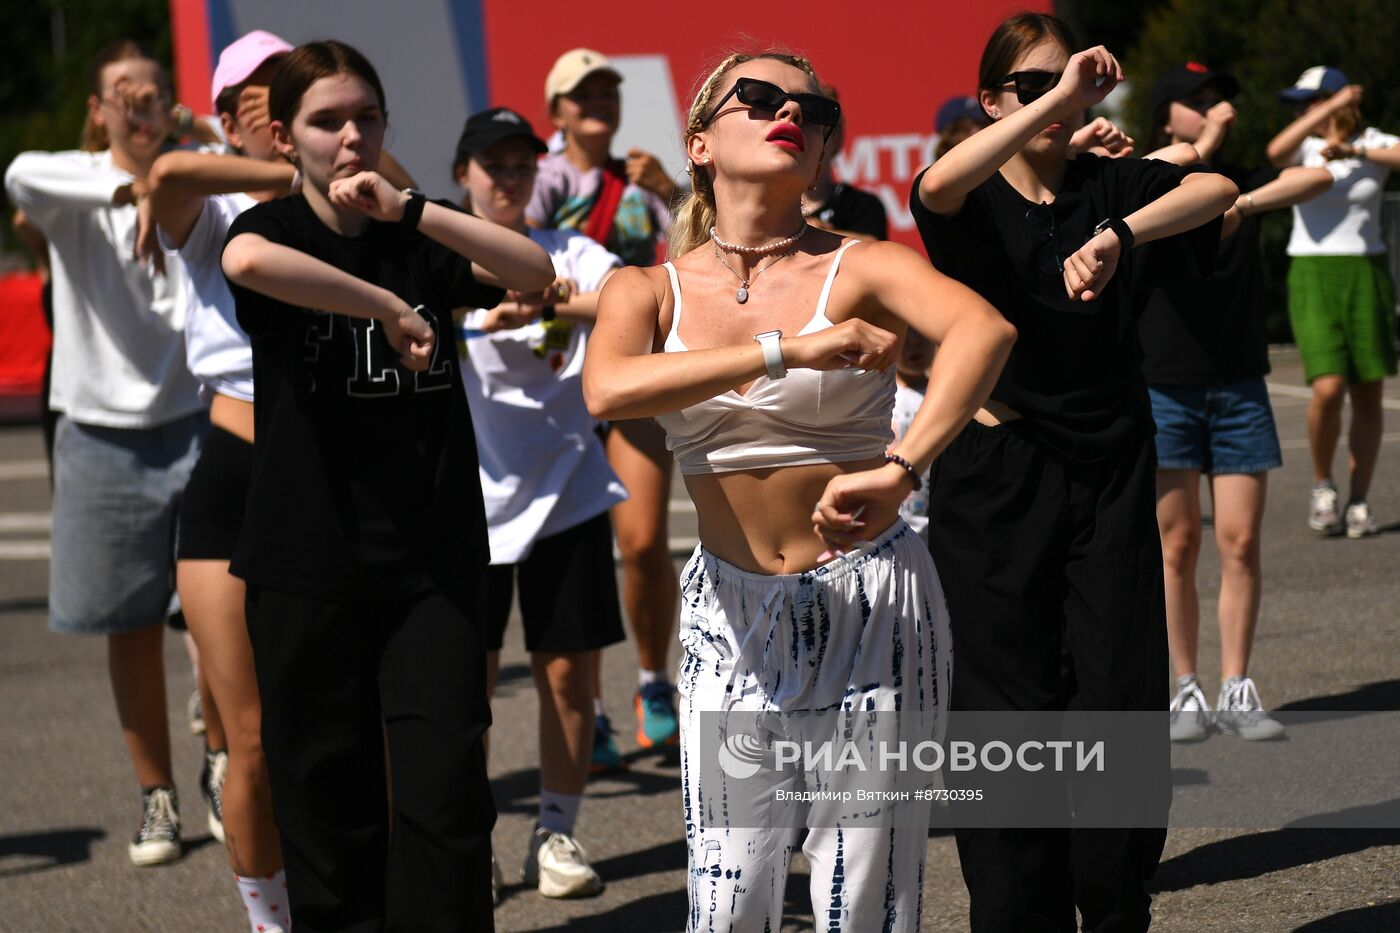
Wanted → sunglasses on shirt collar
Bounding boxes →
[994,70,1063,106]
[702,77,842,140]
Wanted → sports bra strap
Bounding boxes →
[815,240,860,321]
[662,261,683,339]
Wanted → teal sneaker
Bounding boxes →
[589,714,625,774]
[635,681,680,748]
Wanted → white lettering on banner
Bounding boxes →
[1078,741,1106,772]
[830,133,941,233]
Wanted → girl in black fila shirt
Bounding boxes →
[221,41,552,933]
[910,14,1236,933]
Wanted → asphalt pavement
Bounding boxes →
[0,349,1397,932]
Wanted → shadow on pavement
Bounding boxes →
[0,596,47,615]
[0,827,105,877]
[1292,899,1400,931]
[1152,824,1400,893]
[1277,679,1400,716]
[514,888,688,932]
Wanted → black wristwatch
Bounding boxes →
[1091,217,1134,253]
[400,188,427,230]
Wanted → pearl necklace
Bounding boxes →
[711,240,797,304]
[709,223,808,256]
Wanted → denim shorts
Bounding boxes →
[1149,377,1282,475]
[49,411,207,635]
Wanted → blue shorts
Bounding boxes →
[49,412,207,635]
[1149,378,1282,475]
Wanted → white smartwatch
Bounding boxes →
[754,330,786,380]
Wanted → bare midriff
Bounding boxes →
[210,392,254,443]
[683,455,896,575]
[973,400,1022,426]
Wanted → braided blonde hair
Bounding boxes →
[669,51,825,258]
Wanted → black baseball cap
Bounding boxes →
[454,107,548,164]
[1148,62,1240,118]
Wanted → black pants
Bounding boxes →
[926,422,1169,933]
[246,582,496,933]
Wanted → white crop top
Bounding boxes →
[654,240,896,475]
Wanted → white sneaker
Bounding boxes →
[1169,675,1213,742]
[1309,482,1342,535]
[200,748,227,843]
[491,854,504,906]
[187,688,205,735]
[523,826,604,898]
[129,787,182,866]
[1345,500,1378,539]
[1215,676,1286,741]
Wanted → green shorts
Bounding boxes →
[1287,254,1398,384]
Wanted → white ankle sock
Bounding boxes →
[638,668,667,687]
[539,790,582,836]
[236,870,288,932]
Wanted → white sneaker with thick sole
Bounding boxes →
[1309,483,1342,535]
[1345,500,1378,539]
[491,854,504,906]
[523,826,604,898]
[1169,676,1213,742]
[1215,676,1286,741]
[129,786,182,866]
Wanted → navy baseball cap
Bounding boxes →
[1278,66,1348,103]
[1148,62,1240,118]
[455,107,548,163]
[936,95,990,133]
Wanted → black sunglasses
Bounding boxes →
[995,70,1063,106]
[702,77,841,139]
[1026,202,1063,275]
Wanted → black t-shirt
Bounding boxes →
[910,155,1222,462]
[224,195,505,601]
[811,182,889,240]
[1138,164,1277,387]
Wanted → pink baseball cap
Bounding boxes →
[211,30,294,103]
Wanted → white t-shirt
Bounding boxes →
[457,227,627,563]
[892,383,930,541]
[159,192,257,401]
[4,149,202,428]
[1287,127,1398,257]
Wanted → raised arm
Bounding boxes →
[327,170,554,291]
[808,242,1015,551]
[1267,85,1361,166]
[582,265,900,421]
[1320,136,1400,169]
[917,46,1124,216]
[1063,170,1238,301]
[4,151,134,224]
[222,231,435,370]
[148,151,296,247]
[855,242,1016,474]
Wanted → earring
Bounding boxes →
[702,158,710,165]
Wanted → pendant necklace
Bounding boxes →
[711,240,797,304]
[710,223,808,304]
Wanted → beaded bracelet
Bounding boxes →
[884,453,922,492]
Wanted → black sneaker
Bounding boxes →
[200,748,227,843]
[129,786,182,866]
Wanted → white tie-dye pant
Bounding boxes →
[677,519,953,933]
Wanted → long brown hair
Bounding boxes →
[670,50,827,258]
[81,39,165,151]
[977,13,1079,94]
